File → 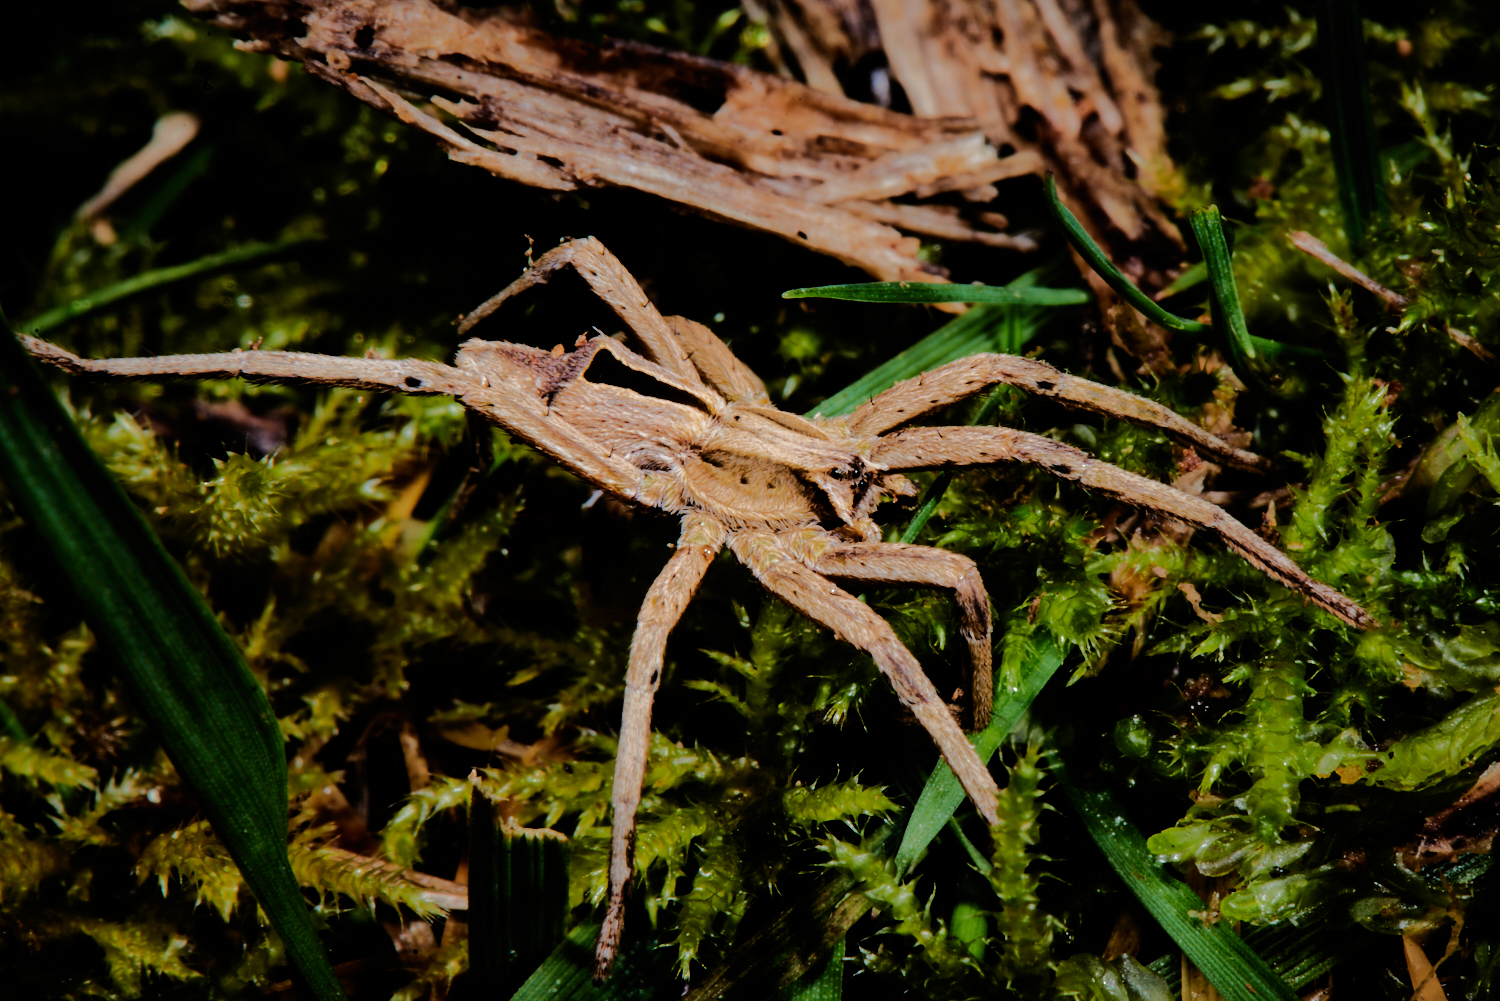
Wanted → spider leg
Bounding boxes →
[21,335,477,396]
[596,514,726,981]
[842,353,1271,473]
[23,334,650,504]
[730,532,1002,822]
[812,542,994,728]
[665,314,771,405]
[873,426,1375,629]
[457,237,704,389]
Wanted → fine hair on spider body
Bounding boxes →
[21,237,1375,979]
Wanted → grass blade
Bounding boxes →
[508,922,676,1000]
[782,282,1089,306]
[469,779,570,994]
[1043,174,1210,335]
[893,632,1065,875]
[1154,261,1208,301]
[1189,207,1258,366]
[1044,177,1320,364]
[806,268,1064,420]
[777,936,844,1001]
[20,237,314,335]
[898,385,1011,545]
[1052,759,1298,1001]
[1315,0,1382,250]
[120,144,215,242]
[0,316,345,1000]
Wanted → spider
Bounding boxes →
[22,237,1373,978]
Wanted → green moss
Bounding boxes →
[7,0,1500,996]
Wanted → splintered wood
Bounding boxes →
[186,0,1046,285]
[755,0,1191,366]
[755,0,1183,264]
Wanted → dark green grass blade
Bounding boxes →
[508,922,675,1000]
[1148,921,1344,993]
[1155,261,1208,301]
[1043,175,1209,335]
[893,632,1065,875]
[777,936,844,1001]
[898,386,1010,545]
[0,317,345,1000]
[0,697,28,743]
[806,269,1061,420]
[1189,207,1258,367]
[20,237,313,335]
[469,783,570,994]
[121,145,214,243]
[782,282,1090,306]
[1315,0,1382,250]
[1052,760,1298,1001]
[1044,177,1318,363]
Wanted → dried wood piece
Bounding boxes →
[761,0,1190,364]
[186,0,1041,284]
[842,200,1036,249]
[1289,229,1412,309]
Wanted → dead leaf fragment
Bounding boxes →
[1177,581,1222,624]
[1404,934,1448,1001]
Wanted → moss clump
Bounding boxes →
[4,1,1500,999]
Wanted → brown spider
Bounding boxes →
[22,238,1373,977]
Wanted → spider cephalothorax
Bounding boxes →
[23,237,1373,978]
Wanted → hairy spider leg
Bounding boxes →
[873,425,1375,629]
[21,336,649,503]
[20,335,475,396]
[459,237,705,389]
[596,514,727,981]
[730,530,1003,816]
[812,541,995,728]
[841,353,1273,474]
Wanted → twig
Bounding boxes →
[1288,230,1410,309]
[1446,324,1500,368]
[76,112,200,221]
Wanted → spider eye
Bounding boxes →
[829,468,846,480]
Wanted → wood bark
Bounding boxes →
[185,0,1046,287]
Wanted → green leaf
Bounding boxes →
[507,922,675,1001]
[0,317,345,1000]
[782,282,1090,306]
[1052,761,1298,1001]
[806,268,1065,420]
[0,697,28,743]
[1044,176,1320,363]
[1363,689,1500,790]
[893,632,1065,875]
[1154,261,1208,300]
[898,385,1009,544]
[1043,174,1208,335]
[777,937,844,1001]
[469,780,571,994]
[1314,0,1383,250]
[19,237,315,335]
[1149,921,1346,995]
[1189,206,1259,365]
